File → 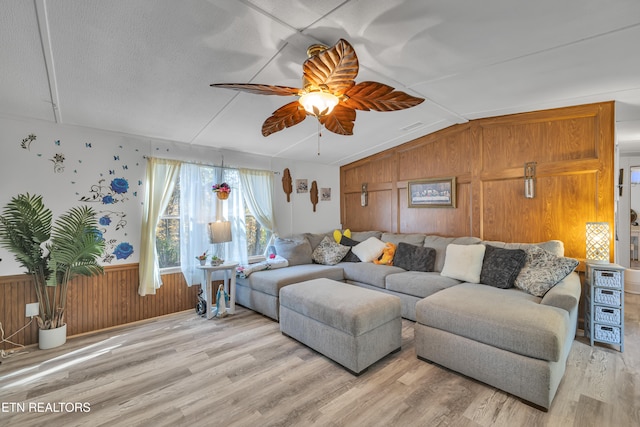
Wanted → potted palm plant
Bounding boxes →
[0,193,104,349]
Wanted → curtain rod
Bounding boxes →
[147,155,276,174]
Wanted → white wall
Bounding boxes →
[270,157,341,237]
[0,115,341,275]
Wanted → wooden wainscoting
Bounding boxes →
[0,265,200,350]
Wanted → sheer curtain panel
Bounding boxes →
[240,168,276,238]
[138,158,181,296]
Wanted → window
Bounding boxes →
[156,170,272,270]
[156,180,180,269]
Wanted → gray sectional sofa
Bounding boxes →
[235,230,581,410]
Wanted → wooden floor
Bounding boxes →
[1,294,639,427]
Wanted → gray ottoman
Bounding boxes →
[279,278,402,375]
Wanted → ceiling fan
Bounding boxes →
[211,39,425,137]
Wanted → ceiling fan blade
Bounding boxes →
[262,101,308,137]
[303,39,358,96]
[319,104,356,135]
[210,83,302,97]
[343,81,425,111]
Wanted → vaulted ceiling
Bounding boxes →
[2,0,639,165]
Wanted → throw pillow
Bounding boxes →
[440,243,486,283]
[393,242,436,272]
[312,236,350,265]
[333,228,351,243]
[514,246,579,297]
[480,245,527,289]
[352,236,387,263]
[339,235,361,262]
[274,236,312,266]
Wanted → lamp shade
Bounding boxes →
[586,222,609,263]
[209,220,232,244]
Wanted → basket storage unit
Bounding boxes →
[584,263,625,352]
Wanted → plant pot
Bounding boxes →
[199,259,206,266]
[39,324,67,350]
[216,192,229,200]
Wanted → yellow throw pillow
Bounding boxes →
[333,228,351,243]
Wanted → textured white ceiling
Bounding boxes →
[1,0,639,165]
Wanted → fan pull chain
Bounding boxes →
[317,120,322,156]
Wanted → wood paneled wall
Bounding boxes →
[0,265,200,350]
[341,102,615,260]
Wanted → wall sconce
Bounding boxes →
[524,162,536,199]
[361,183,368,207]
[586,222,610,263]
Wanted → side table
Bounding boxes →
[196,262,239,319]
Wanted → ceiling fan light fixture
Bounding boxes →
[299,91,339,117]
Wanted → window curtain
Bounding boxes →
[180,164,248,287]
[239,168,277,238]
[138,158,181,296]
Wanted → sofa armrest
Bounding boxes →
[540,271,581,313]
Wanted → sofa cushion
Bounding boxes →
[275,236,312,266]
[423,235,483,272]
[312,236,350,265]
[385,271,461,298]
[350,231,382,241]
[483,240,564,257]
[341,262,405,289]
[352,236,387,262]
[381,232,426,247]
[339,235,361,263]
[393,242,436,272]
[514,246,579,297]
[441,243,486,283]
[480,245,527,289]
[415,284,570,362]
[304,232,331,251]
[239,264,344,296]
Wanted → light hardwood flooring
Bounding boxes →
[1,293,639,427]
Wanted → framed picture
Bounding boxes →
[408,177,456,208]
[320,188,331,201]
[295,179,308,193]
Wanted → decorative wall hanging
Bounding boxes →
[408,177,456,208]
[310,181,319,212]
[321,188,331,201]
[282,168,292,202]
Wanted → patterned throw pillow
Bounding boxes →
[312,236,350,265]
[393,242,436,272]
[514,246,579,297]
[480,245,527,289]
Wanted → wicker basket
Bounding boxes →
[594,288,621,306]
[216,191,229,200]
[594,306,621,325]
[594,324,621,344]
[594,270,622,288]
